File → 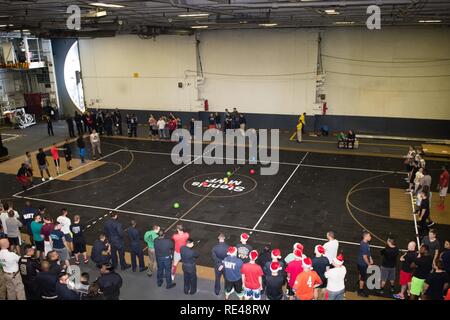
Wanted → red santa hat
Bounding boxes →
[293,249,303,259]
[302,257,313,269]
[293,242,304,252]
[240,233,249,242]
[314,245,325,256]
[333,254,344,266]
[249,250,258,261]
[270,261,282,273]
[227,246,237,256]
[271,248,281,259]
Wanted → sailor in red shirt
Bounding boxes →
[438,165,449,211]
[285,249,304,300]
[241,250,264,300]
[50,143,61,175]
[171,224,190,280]
[293,257,322,300]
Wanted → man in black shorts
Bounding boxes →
[62,139,73,170]
[417,192,431,238]
[312,245,330,299]
[223,246,244,300]
[36,148,53,182]
[357,231,373,297]
[70,215,88,265]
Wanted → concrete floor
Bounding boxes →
[78,261,223,300]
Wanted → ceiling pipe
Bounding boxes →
[202,0,424,8]
[169,0,247,18]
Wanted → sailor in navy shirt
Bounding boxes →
[127,220,147,272]
[20,201,37,238]
[211,233,228,295]
[223,246,244,300]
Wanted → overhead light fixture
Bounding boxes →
[191,25,208,29]
[239,21,248,24]
[418,19,442,23]
[178,13,209,18]
[90,2,124,8]
[334,21,355,25]
[85,10,107,18]
[259,23,278,27]
[324,9,339,15]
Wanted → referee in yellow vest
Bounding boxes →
[299,113,306,134]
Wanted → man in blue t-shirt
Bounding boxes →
[223,246,244,300]
[357,231,373,298]
[49,222,69,268]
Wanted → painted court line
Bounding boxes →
[127,148,405,174]
[112,155,203,211]
[127,149,298,166]
[254,228,386,250]
[299,164,402,174]
[16,194,380,249]
[251,152,309,231]
[1,133,21,142]
[164,166,242,232]
[13,148,124,197]
[409,192,421,248]
[13,196,179,221]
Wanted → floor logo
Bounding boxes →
[184,173,257,198]
[192,178,246,193]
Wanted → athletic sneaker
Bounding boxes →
[49,177,54,180]
[427,221,435,227]
[393,293,404,300]
[41,178,46,182]
[357,289,369,298]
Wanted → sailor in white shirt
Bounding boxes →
[57,208,73,253]
[89,129,102,159]
[323,231,339,264]
[0,239,26,300]
[0,203,20,237]
[324,254,346,300]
